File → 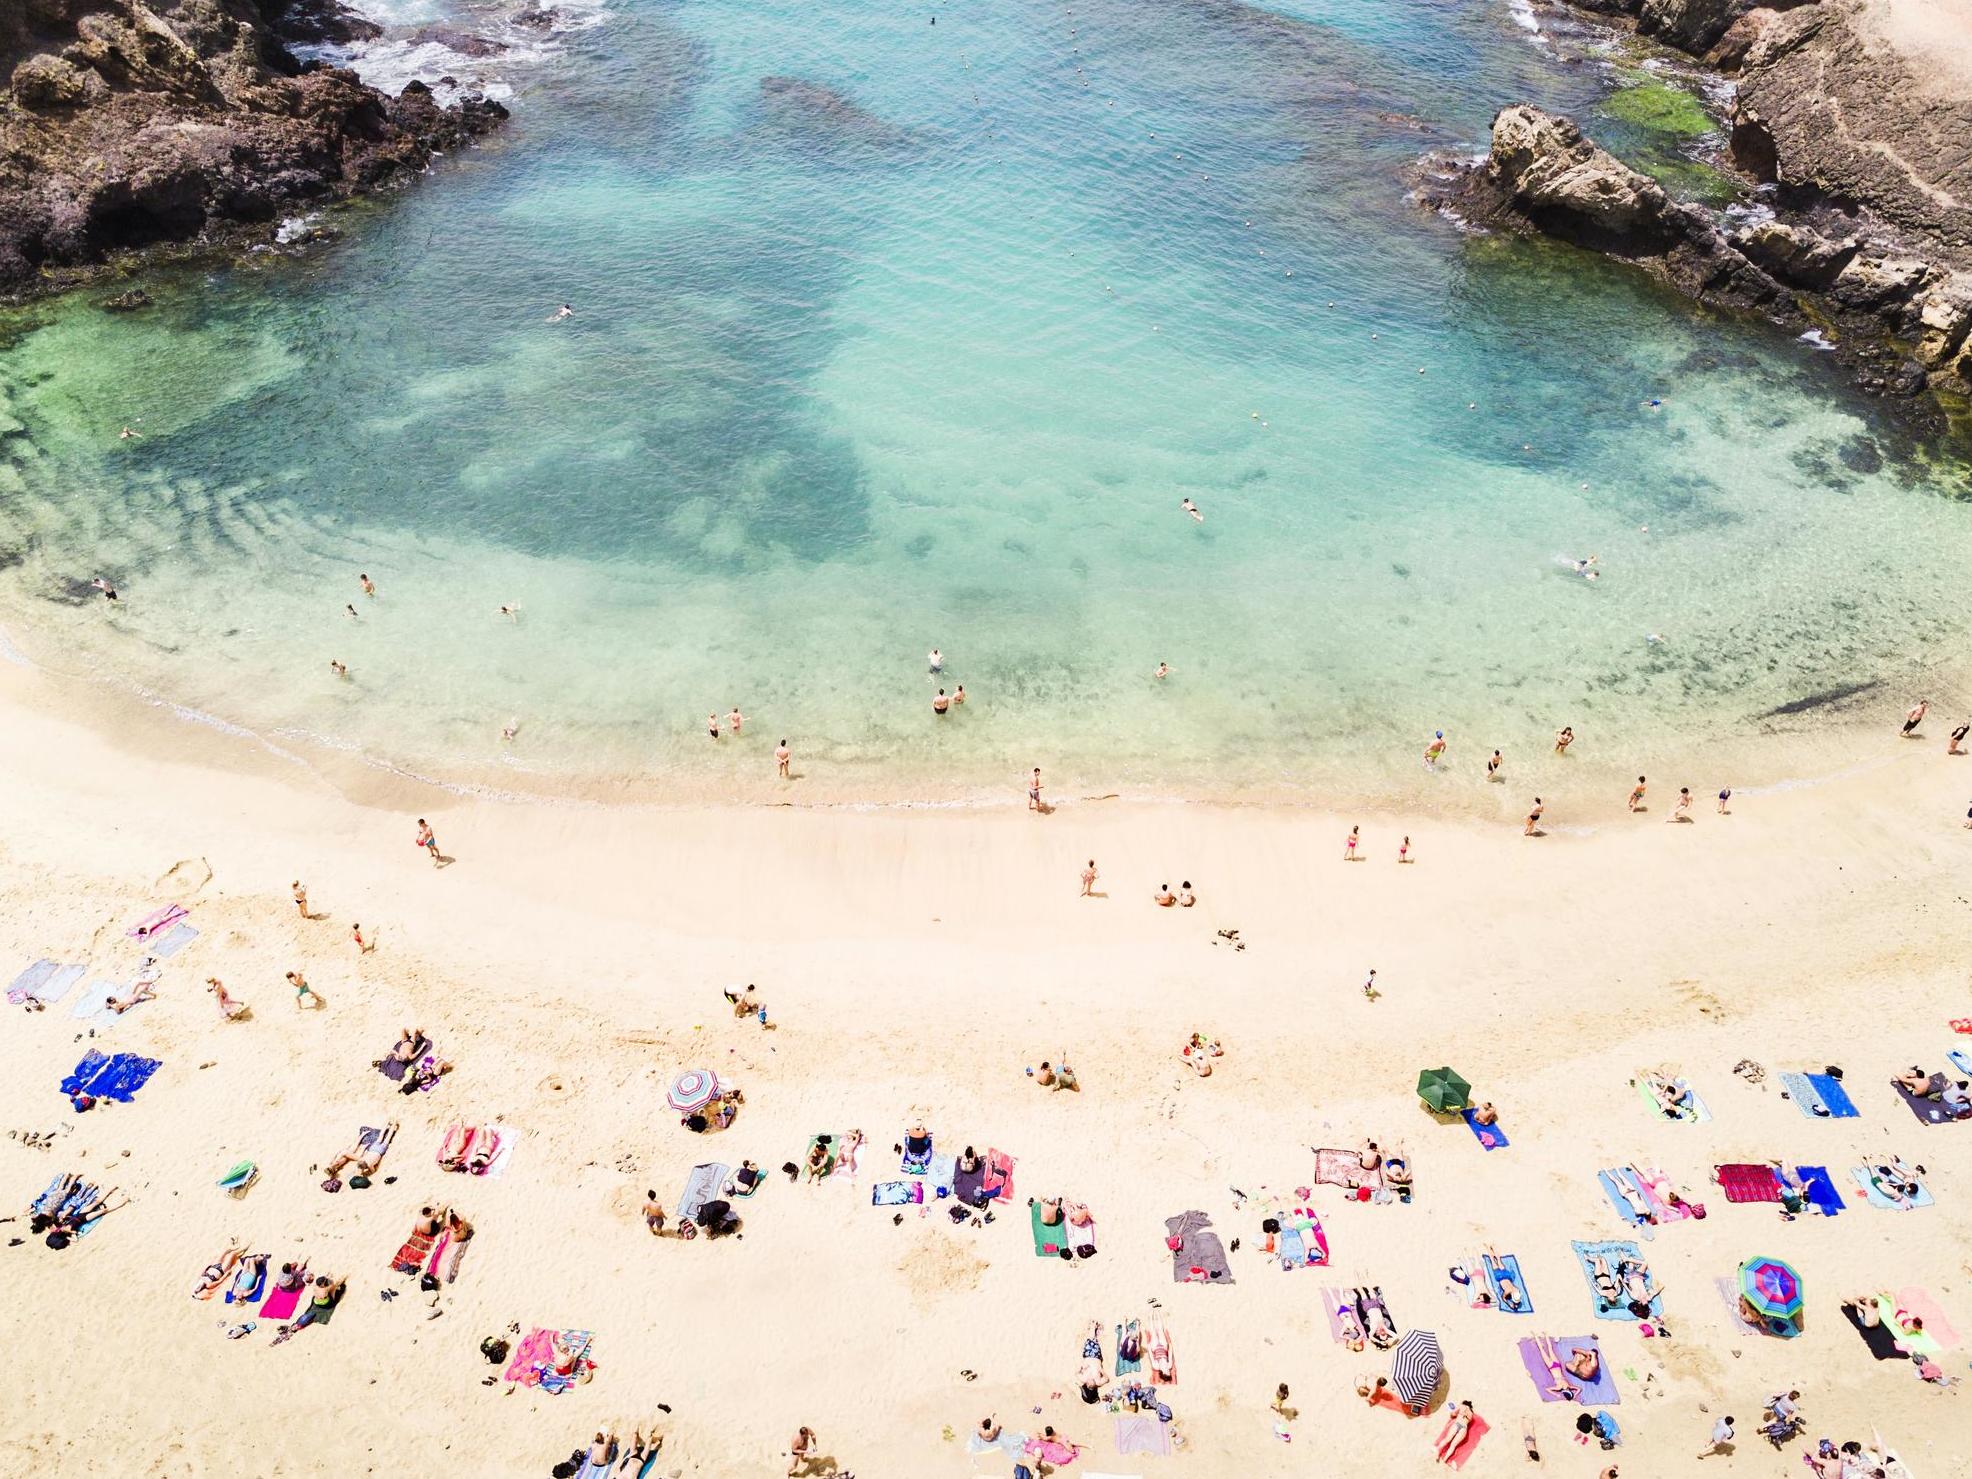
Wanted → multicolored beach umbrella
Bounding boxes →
[1390,1328,1443,1413]
[1416,1067,1471,1113]
[1739,1256,1803,1334]
[666,1068,722,1113]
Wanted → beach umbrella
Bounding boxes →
[666,1068,721,1113]
[1416,1067,1471,1113]
[1389,1328,1443,1413]
[1739,1256,1803,1334]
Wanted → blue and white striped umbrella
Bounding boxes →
[1390,1329,1443,1411]
[666,1068,722,1113]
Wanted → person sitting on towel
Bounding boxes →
[956,1146,982,1176]
[1942,1080,1972,1115]
[1471,1101,1499,1126]
[1564,1344,1601,1383]
[694,1199,739,1239]
[1038,1196,1064,1227]
[1894,1065,1939,1096]
[733,1160,762,1193]
[903,1124,932,1160]
[1357,1140,1383,1173]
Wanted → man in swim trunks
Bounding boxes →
[1902,699,1927,736]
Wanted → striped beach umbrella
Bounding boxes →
[1389,1328,1443,1413]
[666,1068,721,1113]
[1738,1256,1803,1335]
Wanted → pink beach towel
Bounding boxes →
[260,1269,310,1321]
[1436,1412,1488,1468]
[1715,1163,1782,1203]
[1896,1288,1961,1348]
[126,904,186,940]
[982,1148,1015,1203]
[1639,1168,1698,1219]
[505,1327,556,1385]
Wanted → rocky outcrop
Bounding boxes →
[1414,102,1972,413]
[0,0,507,297]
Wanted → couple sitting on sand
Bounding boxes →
[1894,1064,1972,1115]
[1180,1034,1221,1076]
[1153,881,1197,908]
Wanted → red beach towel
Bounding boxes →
[1716,1163,1782,1203]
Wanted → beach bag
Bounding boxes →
[480,1337,509,1365]
[1013,1467,1033,1479]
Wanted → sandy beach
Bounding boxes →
[3,655,1970,1478]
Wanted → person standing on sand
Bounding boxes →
[1554,727,1573,755]
[1487,749,1501,782]
[1028,768,1043,811]
[1362,968,1377,1000]
[359,573,376,598]
[1949,721,1969,755]
[727,707,745,736]
[776,739,790,777]
[351,923,369,954]
[1424,731,1446,769]
[1717,787,1731,814]
[1397,836,1410,864]
[416,818,441,865]
[1628,776,1646,812]
[1344,824,1360,860]
[207,978,247,1019]
[786,1426,817,1477]
[287,970,316,1007]
[1902,699,1928,736]
[1671,787,1692,822]
[1080,859,1098,896]
[1525,798,1543,836]
[292,881,309,917]
[1696,1414,1734,1458]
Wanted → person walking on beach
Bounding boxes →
[1554,727,1574,755]
[1524,798,1544,836]
[1080,859,1098,896]
[786,1426,817,1477]
[1950,721,1969,755]
[1424,731,1446,769]
[1696,1414,1734,1458]
[359,573,376,598]
[1344,824,1360,860]
[207,977,247,1019]
[1362,968,1377,1000]
[287,970,316,1008]
[1902,699,1928,736]
[291,881,310,918]
[91,577,118,602]
[1487,748,1501,782]
[1628,776,1646,812]
[416,818,441,865]
[776,739,790,778]
[1671,787,1693,823]
[1029,768,1043,811]
[351,922,370,954]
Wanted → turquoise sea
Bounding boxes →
[1,0,1968,804]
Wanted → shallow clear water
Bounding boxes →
[1,0,1968,802]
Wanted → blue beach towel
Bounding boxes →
[1948,1049,1972,1078]
[1461,1108,1509,1150]
[1553,1337,1619,1405]
[1596,1170,1654,1230]
[1796,1165,1843,1216]
[871,1180,922,1206]
[1805,1073,1858,1117]
[1571,1239,1660,1321]
[1778,1072,1826,1117]
[60,1050,160,1106]
[1851,1166,1933,1210]
[1484,1254,1533,1313]
[673,1162,728,1223]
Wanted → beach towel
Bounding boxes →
[391,1228,437,1275]
[146,922,198,959]
[1114,1414,1172,1456]
[1596,1169,1656,1226]
[1571,1240,1659,1322]
[953,1159,987,1207]
[1116,1318,1143,1375]
[473,1124,516,1178]
[1554,1338,1619,1404]
[927,1153,956,1197]
[1025,1437,1080,1466]
[1844,1301,1907,1360]
[1635,1167,1700,1220]
[1461,1108,1509,1150]
[1894,1079,1970,1125]
[1806,1073,1858,1117]
[1030,1201,1065,1256]
[1320,1287,1360,1344]
[966,1430,1029,1457]
[901,1133,933,1175]
[1164,1209,1234,1285]
[1894,1287,1960,1348]
[675,1162,728,1223]
[981,1148,1015,1203]
[1795,1165,1842,1215]
[380,1035,430,1083]
[1950,1048,1972,1078]
[1436,1412,1488,1469]
[1636,1075,1708,1122]
[1313,1147,1380,1196]
[1850,1166,1933,1210]
[1278,1223,1329,1270]
[225,1259,267,1306]
[126,904,186,940]
[1779,1072,1829,1118]
[1519,1337,1618,1404]
[1145,1320,1175,1385]
[68,980,118,1021]
[260,1271,310,1321]
[505,1327,594,1391]
[60,1049,160,1105]
[871,1179,922,1207]
[1715,1163,1782,1203]
[1483,1253,1532,1314]
[6,959,57,1004]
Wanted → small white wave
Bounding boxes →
[274,212,322,245]
[1721,200,1776,228]
[1506,0,1540,33]
[1798,328,1837,351]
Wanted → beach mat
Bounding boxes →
[145,922,198,959]
[1484,1254,1532,1314]
[952,1159,986,1206]
[871,1179,921,1207]
[69,980,118,1021]
[60,1049,160,1104]
[1806,1073,1858,1117]
[1554,1337,1618,1404]
[1850,1166,1933,1210]
[981,1148,1015,1203]
[1460,1109,1508,1150]
[1031,1201,1065,1257]
[1715,1163,1782,1203]
[1164,1209,1233,1286]
[1114,1414,1172,1457]
[1596,1169,1655,1227]
[1635,1167,1699,1221]
[1313,1146,1377,1191]
[927,1152,956,1197]
[260,1271,310,1321]
[901,1134,933,1175]
[126,903,186,940]
[1278,1222,1329,1269]
[1895,1286,1960,1348]
[1636,1075,1709,1122]
[32,964,85,1005]
[1894,1080,1969,1126]
[1779,1072,1828,1118]
[1437,1412,1488,1469]
[1320,1287,1356,1344]
[6,959,57,1004]
[966,1430,1028,1457]
[1571,1240,1659,1322]
[674,1162,727,1223]
[1797,1165,1842,1215]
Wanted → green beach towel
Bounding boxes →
[1031,1202,1065,1258]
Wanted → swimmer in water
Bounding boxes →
[344,603,359,619]
[90,577,118,602]
[928,648,942,673]
[359,573,376,598]
[119,426,142,440]
[329,659,348,679]
[1155,662,1170,680]
[502,718,519,742]
[1181,498,1203,523]
[1424,731,1446,769]
[548,304,573,322]
[1487,748,1502,782]
[499,604,519,621]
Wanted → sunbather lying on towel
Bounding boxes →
[271,1275,345,1343]
[1895,1065,1943,1098]
[106,982,155,1014]
[1482,1248,1524,1311]
[439,1125,500,1175]
[36,1184,124,1247]
[1384,1146,1413,1194]
[195,1245,247,1299]
[1866,1156,1924,1208]
[1356,1286,1399,1350]
[322,1122,397,1190]
[1180,1034,1219,1076]
[378,1028,426,1074]
[1335,1297,1367,1350]
[1644,1071,1694,1116]
[1610,1174,1656,1223]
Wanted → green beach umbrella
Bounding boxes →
[1416,1067,1472,1113]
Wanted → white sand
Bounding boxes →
[1,658,1969,1476]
